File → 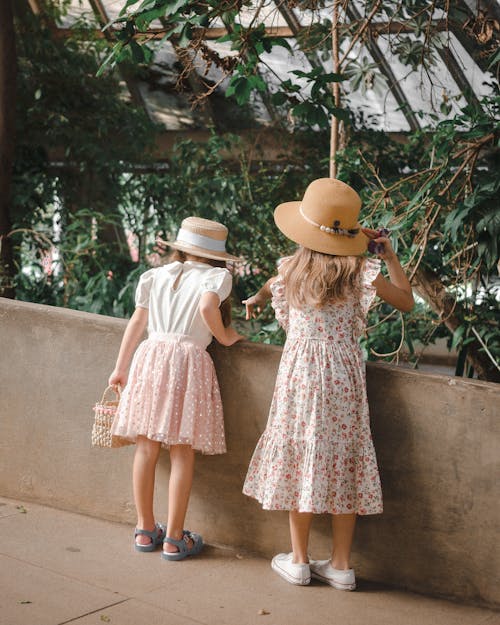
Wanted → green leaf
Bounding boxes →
[487,47,500,69]
[247,74,266,92]
[129,40,145,63]
[179,23,193,47]
[330,106,350,123]
[291,70,310,79]
[136,7,169,29]
[268,37,291,52]
[214,33,233,44]
[271,91,288,106]
[451,325,465,350]
[292,101,314,117]
[226,76,251,105]
[137,0,157,11]
[96,42,123,77]
[119,0,141,15]
[477,210,500,236]
[440,101,452,115]
[405,325,415,355]
[320,72,345,83]
[281,79,301,93]
[443,205,470,239]
[165,0,191,16]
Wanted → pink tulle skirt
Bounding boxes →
[111,333,226,454]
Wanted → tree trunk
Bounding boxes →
[0,0,17,298]
[413,267,500,383]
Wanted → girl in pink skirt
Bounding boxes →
[243,179,414,588]
[109,217,244,560]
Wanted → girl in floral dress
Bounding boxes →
[109,217,244,561]
[243,178,414,588]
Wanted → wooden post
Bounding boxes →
[0,0,17,298]
[329,0,341,179]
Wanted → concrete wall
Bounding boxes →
[0,297,499,607]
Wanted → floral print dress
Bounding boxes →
[243,258,383,515]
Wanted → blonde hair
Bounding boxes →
[281,246,364,308]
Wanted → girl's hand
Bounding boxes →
[362,227,396,262]
[242,277,277,320]
[243,293,266,320]
[365,227,414,312]
[221,326,245,346]
[108,369,127,389]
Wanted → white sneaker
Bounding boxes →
[309,559,356,590]
[271,553,311,586]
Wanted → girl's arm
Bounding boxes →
[199,292,245,346]
[108,307,149,387]
[362,228,414,313]
[243,276,278,320]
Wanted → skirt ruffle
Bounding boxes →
[111,333,226,454]
[243,428,383,515]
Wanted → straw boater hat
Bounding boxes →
[274,178,368,256]
[158,216,241,262]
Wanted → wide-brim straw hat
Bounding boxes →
[158,216,242,262]
[274,178,368,256]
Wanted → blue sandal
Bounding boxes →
[134,523,166,552]
[161,530,204,561]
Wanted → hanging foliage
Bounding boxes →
[5,2,500,381]
[98,0,499,126]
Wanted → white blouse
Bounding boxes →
[135,261,233,349]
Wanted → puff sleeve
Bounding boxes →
[359,258,381,316]
[201,268,233,303]
[134,269,156,309]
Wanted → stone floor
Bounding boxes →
[1,496,498,625]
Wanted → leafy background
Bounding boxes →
[3,1,499,381]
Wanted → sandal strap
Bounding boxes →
[135,523,165,540]
[163,530,196,553]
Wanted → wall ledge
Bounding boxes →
[1,298,498,608]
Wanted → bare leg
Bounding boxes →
[164,444,196,553]
[331,513,356,569]
[133,436,161,545]
[289,511,313,564]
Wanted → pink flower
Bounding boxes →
[126,230,139,262]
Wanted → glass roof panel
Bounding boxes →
[446,32,495,97]
[58,0,97,27]
[48,0,497,134]
[100,0,126,22]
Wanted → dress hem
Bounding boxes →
[243,491,383,515]
[112,433,226,455]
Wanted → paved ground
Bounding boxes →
[1,497,498,625]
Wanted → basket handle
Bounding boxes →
[100,385,121,403]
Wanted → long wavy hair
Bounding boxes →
[281,246,364,308]
[166,249,232,326]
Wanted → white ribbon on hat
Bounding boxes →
[177,227,227,252]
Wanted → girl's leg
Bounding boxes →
[331,513,356,569]
[289,511,313,563]
[164,444,196,553]
[133,435,162,545]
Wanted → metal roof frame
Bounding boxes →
[25,0,497,140]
